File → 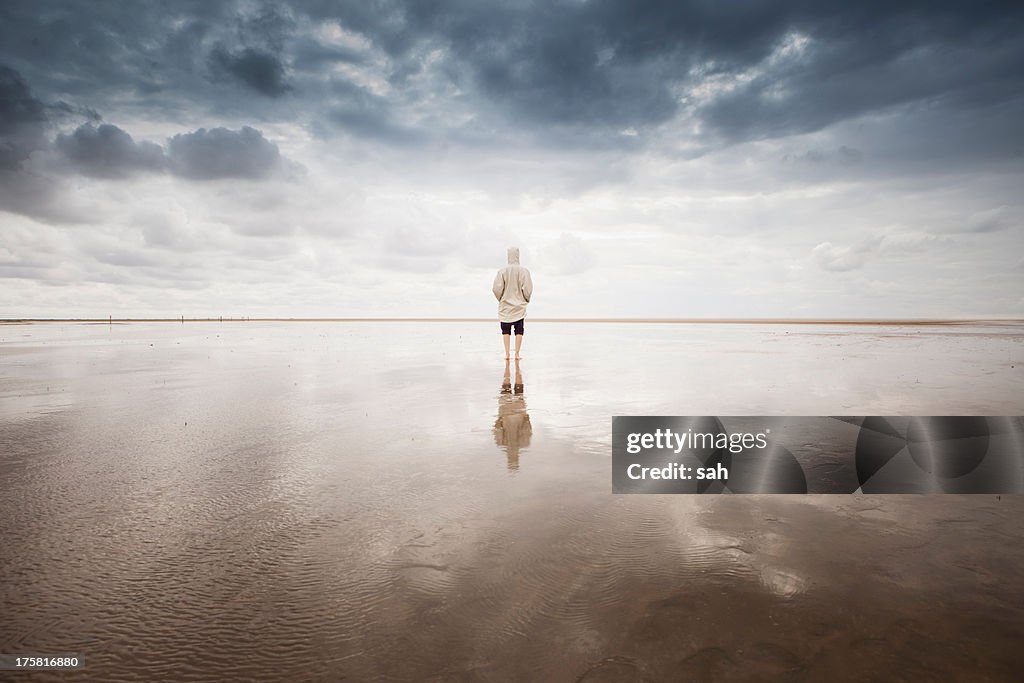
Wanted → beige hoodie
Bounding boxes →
[492,247,533,323]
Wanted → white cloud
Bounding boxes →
[812,242,865,272]
[539,232,595,276]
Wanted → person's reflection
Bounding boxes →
[493,359,532,471]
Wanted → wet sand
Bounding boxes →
[1,321,1023,681]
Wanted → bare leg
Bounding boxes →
[514,334,523,359]
[503,334,511,359]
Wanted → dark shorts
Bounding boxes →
[500,318,525,335]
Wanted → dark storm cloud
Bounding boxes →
[0,63,93,223]
[49,121,286,181]
[167,126,283,180]
[0,65,44,125]
[1,1,1023,153]
[0,57,289,224]
[326,78,423,144]
[210,46,291,97]
[0,2,219,98]
[0,64,48,170]
[1,63,101,169]
[303,0,686,129]
[291,41,366,69]
[698,15,1024,142]
[328,108,422,144]
[301,0,1024,145]
[55,123,166,177]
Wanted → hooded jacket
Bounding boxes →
[492,247,533,323]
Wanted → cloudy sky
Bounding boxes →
[1,0,1022,318]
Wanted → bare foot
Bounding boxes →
[505,355,510,360]
[515,355,522,360]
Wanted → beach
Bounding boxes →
[2,320,1023,681]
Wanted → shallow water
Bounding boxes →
[1,321,1023,681]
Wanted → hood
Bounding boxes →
[507,247,520,265]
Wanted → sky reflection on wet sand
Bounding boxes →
[1,321,1023,681]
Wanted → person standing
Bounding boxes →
[492,247,533,359]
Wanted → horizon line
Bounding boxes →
[3,317,1023,325]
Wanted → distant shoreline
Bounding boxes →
[3,318,1022,326]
